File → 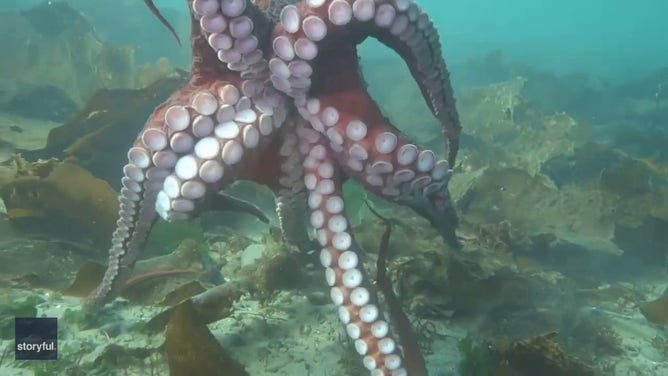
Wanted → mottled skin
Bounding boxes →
[86,1,461,375]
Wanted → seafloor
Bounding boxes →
[0,2,667,376]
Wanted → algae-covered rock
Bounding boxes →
[0,156,118,248]
[21,75,186,186]
[454,140,668,268]
[0,2,136,120]
[0,237,89,290]
[458,332,596,376]
[65,0,191,67]
[457,77,587,176]
[457,167,625,255]
[0,293,44,338]
[541,145,668,263]
[0,112,60,163]
[498,332,596,376]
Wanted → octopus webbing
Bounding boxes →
[85,1,462,375]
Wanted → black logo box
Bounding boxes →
[14,317,58,360]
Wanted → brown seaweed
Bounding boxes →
[164,299,247,376]
[146,282,245,333]
[62,260,199,301]
[20,75,186,186]
[367,201,428,376]
[61,261,107,297]
[639,286,668,327]
[1,155,270,256]
[158,281,207,306]
[0,157,119,248]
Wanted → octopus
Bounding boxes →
[85,1,462,375]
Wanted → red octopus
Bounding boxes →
[86,1,462,374]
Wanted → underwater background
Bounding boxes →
[0,0,666,375]
[7,0,668,78]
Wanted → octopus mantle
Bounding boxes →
[85,1,462,375]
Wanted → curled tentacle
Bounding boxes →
[299,39,458,246]
[372,1,461,165]
[265,0,460,247]
[269,0,461,164]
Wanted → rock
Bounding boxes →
[456,77,585,176]
[0,2,136,120]
[0,237,90,290]
[241,244,266,267]
[455,158,668,278]
[0,157,118,249]
[0,112,59,162]
[19,75,186,186]
[164,299,248,376]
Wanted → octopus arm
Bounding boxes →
[269,0,461,164]
[85,0,291,308]
[267,0,461,247]
[87,2,463,373]
[83,138,161,310]
[297,122,408,375]
[370,5,462,165]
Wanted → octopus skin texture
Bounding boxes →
[85,1,462,375]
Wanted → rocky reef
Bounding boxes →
[0,2,134,121]
[0,1,181,126]
[0,3,667,374]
